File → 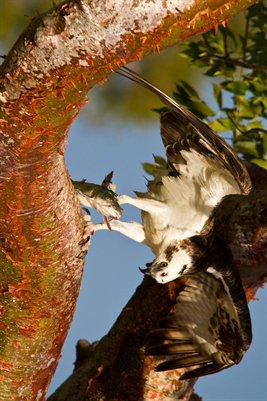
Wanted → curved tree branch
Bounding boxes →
[0,0,259,400]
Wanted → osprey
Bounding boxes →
[76,67,252,378]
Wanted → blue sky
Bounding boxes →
[47,92,267,399]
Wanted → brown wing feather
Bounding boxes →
[117,66,251,194]
[146,268,252,379]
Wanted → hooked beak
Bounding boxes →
[139,262,153,275]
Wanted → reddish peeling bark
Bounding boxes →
[0,0,261,400]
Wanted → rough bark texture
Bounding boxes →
[0,0,261,400]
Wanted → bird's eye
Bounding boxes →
[159,261,168,268]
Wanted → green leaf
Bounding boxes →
[250,159,267,169]
[221,81,249,95]
[248,77,266,93]
[235,140,260,157]
[173,82,215,119]
[225,29,238,48]
[257,97,267,114]
[174,82,196,105]
[153,155,167,167]
[188,100,215,119]
[213,84,222,108]
[247,98,264,115]
[246,121,263,130]
[142,163,157,175]
[179,80,200,99]
[205,60,235,78]
[209,118,234,132]
[237,97,255,118]
[263,133,267,157]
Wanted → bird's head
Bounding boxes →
[140,241,195,284]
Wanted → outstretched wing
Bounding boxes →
[117,67,251,195]
[147,269,252,379]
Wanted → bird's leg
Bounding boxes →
[86,219,146,243]
[118,194,166,213]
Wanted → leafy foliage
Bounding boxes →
[173,2,267,169]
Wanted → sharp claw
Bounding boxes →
[79,236,90,246]
[104,216,112,230]
[82,207,91,215]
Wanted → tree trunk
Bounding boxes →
[0,1,261,400]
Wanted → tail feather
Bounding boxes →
[148,342,198,356]
[180,362,231,380]
[148,328,190,341]
[155,354,208,372]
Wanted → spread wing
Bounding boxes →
[147,270,252,379]
[117,67,251,196]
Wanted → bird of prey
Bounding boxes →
[76,67,252,378]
